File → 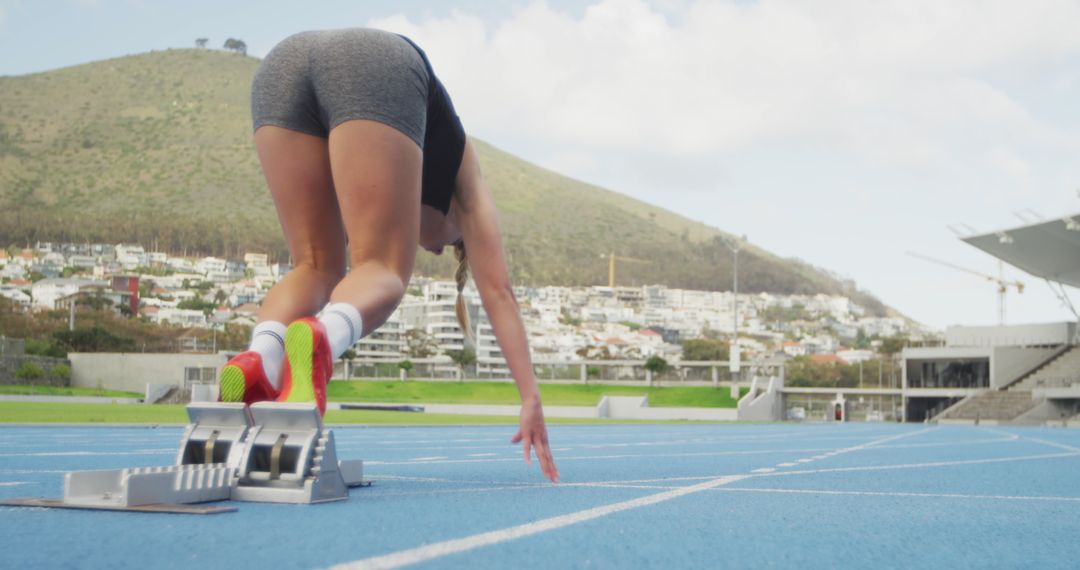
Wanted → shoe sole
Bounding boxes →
[283,320,316,403]
[219,365,246,402]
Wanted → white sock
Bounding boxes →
[249,321,286,389]
[319,302,364,359]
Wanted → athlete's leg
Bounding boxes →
[220,126,344,403]
[254,126,347,322]
[276,120,421,413]
[325,119,422,335]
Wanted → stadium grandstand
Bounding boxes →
[905,211,1080,424]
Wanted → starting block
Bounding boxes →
[1,402,370,515]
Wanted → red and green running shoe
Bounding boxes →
[278,316,331,415]
[218,351,279,405]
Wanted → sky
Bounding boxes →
[2,0,1080,331]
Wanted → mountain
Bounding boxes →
[0,48,889,315]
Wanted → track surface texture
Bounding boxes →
[3,422,1079,569]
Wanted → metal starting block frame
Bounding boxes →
[4,402,369,514]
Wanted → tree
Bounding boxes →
[854,328,871,349]
[24,338,66,358]
[644,356,669,375]
[223,38,248,55]
[15,362,45,381]
[398,359,413,380]
[53,326,135,353]
[195,38,209,48]
[341,348,357,378]
[445,348,476,383]
[178,298,216,314]
[50,363,70,381]
[404,328,437,358]
[576,345,613,360]
[681,338,729,361]
[879,335,908,356]
[76,294,113,311]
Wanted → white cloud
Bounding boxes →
[370,0,1080,164]
[369,1,1080,327]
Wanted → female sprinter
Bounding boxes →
[217,28,558,483]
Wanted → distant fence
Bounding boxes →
[339,358,784,385]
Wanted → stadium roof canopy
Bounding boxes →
[962,212,1080,289]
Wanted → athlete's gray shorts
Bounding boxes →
[251,28,430,147]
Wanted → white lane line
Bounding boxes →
[466,453,498,458]
[363,447,843,466]
[759,451,1080,477]
[367,482,671,499]
[328,474,749,570]
[332,428,929,569]
[0,450,173,458]
[768,428,933,472]
[714,487,1080,503]
[1021,437,1080,454]
[408,456,448,462]
[0,482,31,487]
[751,468,776,474]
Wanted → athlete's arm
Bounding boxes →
[450,137,559,483]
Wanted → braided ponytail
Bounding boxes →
[453,241,474,345]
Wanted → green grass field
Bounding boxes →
[328,381,748,408]
[0,385,143,398]
[0,382,746,424]
[0,402,694,425]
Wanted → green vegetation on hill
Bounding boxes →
[0,49,887,313]
[0,297,251,354]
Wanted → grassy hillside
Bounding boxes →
[0,49,887,313]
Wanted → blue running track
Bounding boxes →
[2,422,1080,569]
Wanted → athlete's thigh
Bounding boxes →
[254,125,346,274]
[327,119,422,282]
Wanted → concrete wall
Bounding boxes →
[737,375,785,421]
[69,352,227,394]
[991,346,1061,389]
[946,322,1076,348]
[0,354,70,386]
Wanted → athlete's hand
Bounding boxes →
[511,397,559,483]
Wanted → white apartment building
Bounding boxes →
[244,253,268,269]
[196,257,227,276]
[398,282,479,355]
[114,244,146,269]
[143,252,166,266]
[1,263,26,280]
[147,307,208,327]
[167,258,197,272]
[355,309,405,359]
[0,285,31,309]
[475,320,509,376]
[30,278,102,309]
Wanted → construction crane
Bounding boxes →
[604,252,652,288]
[908,251,1024,325]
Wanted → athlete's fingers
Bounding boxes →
[523,438,533,465]
[535,438,558,483]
